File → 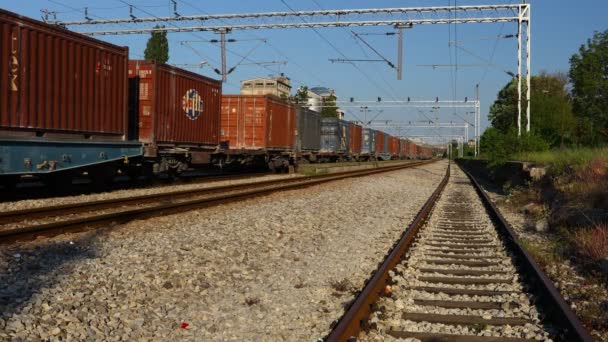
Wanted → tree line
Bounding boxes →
[481,30,608,163]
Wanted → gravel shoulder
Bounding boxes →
[483,185,608,342]
[0,160,447,341]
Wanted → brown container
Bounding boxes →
[375,131,385,153]
[389,136,399,155]
[1,9,128,138]
[221,95,295,150]
[128,60,221,148]
[399,139,408,156]
[349,122,362,154]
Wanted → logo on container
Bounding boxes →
[10,32,19,91]
[182,89,204,120]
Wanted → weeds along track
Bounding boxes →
[0,161,434,244]
[327,164,591,342]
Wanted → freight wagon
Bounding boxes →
[399,139,408,159]
[294,106,321,162]
[348,122,363,159]
[220,94,295,171]
[128,60,222,176]
[0,8,439,188]
[388,136,400,158]
[360,128,377,161]
[0,9,141,186]
[319,117,350,162]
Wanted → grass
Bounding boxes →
[571,223,608,263]
[519,237,566,267]
[514,147,608,174]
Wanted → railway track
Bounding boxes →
[0,160,434,244]
[326,163,591,341]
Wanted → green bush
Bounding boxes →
[481,128,549,167]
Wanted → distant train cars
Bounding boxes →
[0,8,435,184]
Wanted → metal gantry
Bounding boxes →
[369,121,470,141]
[50,2,531,138]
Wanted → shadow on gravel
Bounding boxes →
[0,231,102,320]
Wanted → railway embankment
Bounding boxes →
[458,154,608,341]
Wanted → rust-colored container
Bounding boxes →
[0,9,128,138]
[349,122,362,154]
[399,139,408,156]
[128,60,221,149]
[389,136,399,155]
[375,131,385,153]
[221,95,295,150]
[415,144,422,158]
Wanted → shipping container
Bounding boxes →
[375,131,386,153]
[383,133,390,154]
[295,106,321,152]
[0,9,129,138]
[129,60,221,150]
[221,95,295,150]
[389,136,399,155]
[0,9,142,176]
[399,139,408,157]
[406,141,415,158]
[349,122,362,155]
[361,128,376,154]
[321,117,350,153]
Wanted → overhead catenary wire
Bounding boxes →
[280,0,400,103]
[172,0,319,89]
[310,0,402,102]
[47,0,146,58]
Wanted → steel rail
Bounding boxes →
[458,162,592,342]
[326,163,451,341]
[324,161,592,341]
[0,161,428,225]
[0,160,435,244]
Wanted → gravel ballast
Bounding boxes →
[360,166,552,341]
[0,160,447,341]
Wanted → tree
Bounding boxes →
[320,94,338,118]
[569,30,608,143]
[144,25,169,64]
[530,72,575,147]
[488,73,574,147]
[295,86,309,103]
[488,78,522,134]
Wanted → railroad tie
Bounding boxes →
[417,268,508,276]
[387,331,535,341]
[418,276,512,285]
[401,313,532,326]
[422,259,500,267]
[410,286,520,296]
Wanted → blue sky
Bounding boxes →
[4,1,607,142]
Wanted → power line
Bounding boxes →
[178,0,325,88]
[306,0,396,100]
[47,0,146,58]
[280,0,399,102]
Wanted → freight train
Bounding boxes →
[0,9,434,186]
